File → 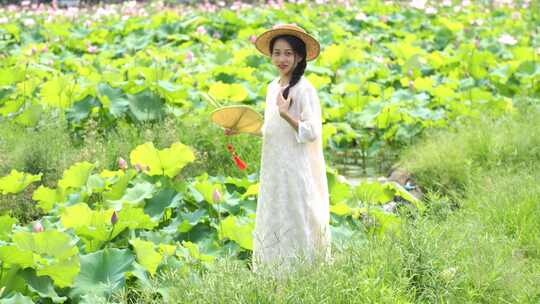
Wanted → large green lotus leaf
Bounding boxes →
[354,181,394,205]
[369,209,401,235]
[0,99,24,117]
[0,266,26,297]
[0,245,33,268]
[180,241,215,262]
[0,169,42,195]
[0,215,16,241]
[328,179,352,206]
[129,238,162,276]
[40,76,75,108]
[192,178,223,204]
[384,183,425,213]
[14,102,42,127]
[97,82,129,118]
[129,142,195,177]
[108,181,155,209]
[127,89,165,122]
[20,269,67,303]
[58,162,95,190]
[32,186,63,212]
[66,95,100,124]
[159,143,196,177]
[0,293,34,304]
[102,170,136,201]
[116,207,157,231]
[61,204,156,252]
[129,142,161,175]
[208,82,248,102]
[86,174,105,194]
[70,248,134,300]
[217,216,254,250]
[0,67,25,86]
[241,183,259,199]
[144,188,181,220]
[156,80,188,104]
[12,230,80,287]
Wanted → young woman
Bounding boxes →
[225,24,331,275]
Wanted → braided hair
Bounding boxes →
[269,35,307,107]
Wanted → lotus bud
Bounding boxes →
[134,163,142,172]
[118,157,127,170]
[212,188,222,203]
[32,221,44,233]
[111,211,118,225]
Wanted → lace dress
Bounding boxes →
[251,76,331,275]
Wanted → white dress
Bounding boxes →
[251,75,331,275]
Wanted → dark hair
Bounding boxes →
[269,35,307,107]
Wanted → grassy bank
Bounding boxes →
[111,108,540,303]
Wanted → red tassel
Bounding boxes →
[233,155,247,170]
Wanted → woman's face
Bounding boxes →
[271,38,301,77]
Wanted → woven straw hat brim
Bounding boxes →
[210,105,263,134]
[255,28,320,61]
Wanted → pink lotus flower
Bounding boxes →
[212,32,222,39]
[134,163,142,172]
[42,45,48,53]
[87,45,98,53]
[212,188,222,203]
[498,34,517,45]
[32,221,44,233]
[249,35,257,44]
[31,47,37,55]
[21,0,30,6]
[196,26,207,35]
[185,51,194,62]
[118,157,127,170]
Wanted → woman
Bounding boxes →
[226,24,331,275]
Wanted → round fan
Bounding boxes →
[210,105,263,134]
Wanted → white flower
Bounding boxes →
[355,12,368,21]
[498,34,517,45]
[425,6,437,14]
[442,0,452,6]
[410,0,427,10]
[22,18,36,27]
[0,17,8,24]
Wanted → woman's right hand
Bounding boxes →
[224,128,239,136]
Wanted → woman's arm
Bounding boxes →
[279,111,299,132]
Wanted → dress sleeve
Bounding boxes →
[295,85,322,144]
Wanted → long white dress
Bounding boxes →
[251,75,331,275]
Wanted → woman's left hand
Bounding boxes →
[276,89,291,117]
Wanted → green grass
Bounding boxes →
[107,107,540,303]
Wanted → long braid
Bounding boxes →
[282,58,306,108]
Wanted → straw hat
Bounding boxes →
[254,24,320,61]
